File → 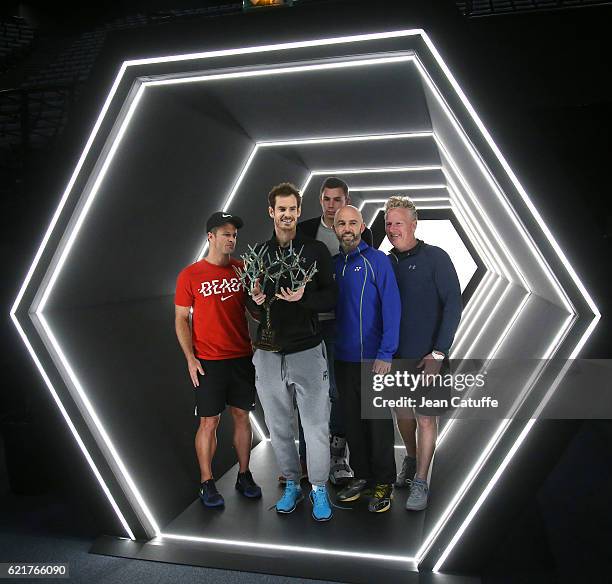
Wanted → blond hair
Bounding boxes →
[384,196,418,220]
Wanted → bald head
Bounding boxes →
[335,205,363,224]
[334,205,366,252]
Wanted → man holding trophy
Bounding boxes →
[239,182,338,522]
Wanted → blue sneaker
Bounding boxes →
[235,470,262,499]
[309,485,332,522]
[199,479,224,508]
[275,480,303,514]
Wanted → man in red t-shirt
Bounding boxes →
[175,212,262,508]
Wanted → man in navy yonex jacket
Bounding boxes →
[332,205,400,513]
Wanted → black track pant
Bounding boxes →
[335,360,396,485]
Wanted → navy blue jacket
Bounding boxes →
[334,240,400,362]
[389,240,462,358]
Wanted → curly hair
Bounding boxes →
[384,196,418,220]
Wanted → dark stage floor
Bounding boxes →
[92,443,479,584]
[165,442,425,556]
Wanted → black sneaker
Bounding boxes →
[368,483,393,513]
[235,470,262,499]
[199,479,224,508]
[337,478,370,502]
[395,455,417,488]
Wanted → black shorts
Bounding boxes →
[194,356,257,417]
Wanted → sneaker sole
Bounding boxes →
[312,511,332,522]
[369,500,392,513]
[337,492,362,502]
[200,497,225,508]
[275,494,304,514]
[405,501,428,511]
[235,485,262,499]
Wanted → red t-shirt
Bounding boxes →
[174,258,252,360]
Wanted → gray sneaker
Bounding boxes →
[337,478,370,502]
[395,455,416,488]
[405,478,429,511]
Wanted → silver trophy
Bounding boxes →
[234,242,318,351]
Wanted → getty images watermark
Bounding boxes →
[360,359,612,420]
[371,368,494,410]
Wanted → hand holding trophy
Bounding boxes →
[234,242,317,351]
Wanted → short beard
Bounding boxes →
[340,235,359,253]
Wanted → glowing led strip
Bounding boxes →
[148,55,415,88]
[457,281,514,360]
[310,165,443,175]
[415,55,574,312]
[418,35,598,323]
[449,275,504,357]
[360,199,452,227]
[11,313,135,540]
[446,191,497,276]
[367,205,451,228]
[350,184,448,191]
[37,313,160,535]
[161,532,415,564]
[125,29,424,67]
[197,144,259,261]
[433,351,587,572]
[436,141,527,288]
[451,271,497,342]
[444,172,514,281]
[10,62,130,318]
[37,85,147,312]
[429,338,576,570]
[258,131,433,148]
[410,39,595,568]
[357,197,450,210]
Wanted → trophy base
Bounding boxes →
[253,339,281,352]
[254,328,281,352]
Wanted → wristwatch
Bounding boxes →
[431,350,445,361]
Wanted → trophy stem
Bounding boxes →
[254,300,281,352]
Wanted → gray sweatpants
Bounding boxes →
[253,343,331,487]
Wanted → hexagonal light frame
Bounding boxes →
[10,29,600,573]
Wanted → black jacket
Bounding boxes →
[297,216,373,249]
[245,232,338,354]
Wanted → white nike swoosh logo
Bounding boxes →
[222,213,231,218]
[221,295,234,301]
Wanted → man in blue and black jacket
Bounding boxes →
[333,205,400,513]
[297,177,373,486]
[385,196,462,512]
